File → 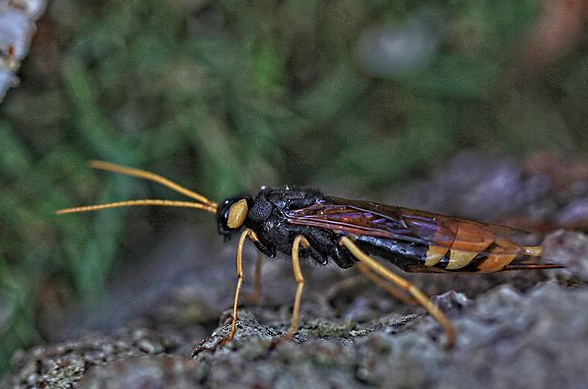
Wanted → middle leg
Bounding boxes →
[283,235,310,340]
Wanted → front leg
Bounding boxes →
[243,250,264,304]
[223,228,259,344]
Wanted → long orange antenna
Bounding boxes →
[89,160,217,207]
[56,162,219,215]
[56,199,217,215]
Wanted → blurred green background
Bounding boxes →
[1,0,587,374]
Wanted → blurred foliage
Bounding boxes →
[1,0,587,375]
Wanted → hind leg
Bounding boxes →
[356,262,416,305]
[339,236,456,348]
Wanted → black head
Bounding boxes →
[217,194,254,238]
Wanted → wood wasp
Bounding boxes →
[57,161,564,348]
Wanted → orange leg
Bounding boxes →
[356,262,416,305]
[245,251,264,304]
[270,235,310,348]
[339,236,456,349]
[224,228,259,342]
[283,235,310,340]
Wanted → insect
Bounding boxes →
[57,161,564,348]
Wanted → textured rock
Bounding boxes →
[5,278,588,389]
[543,230,588,281]
[3,329,181,389]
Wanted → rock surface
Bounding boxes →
[4,273,588,389]
[4,153,588,389]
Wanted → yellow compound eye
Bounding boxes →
[227,199,249,229]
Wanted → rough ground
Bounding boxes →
[4,268,588,389]
[4,152,588,389]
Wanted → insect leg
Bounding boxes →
[355,262,416,305]
[226,228,259,342]
[339,236,456,349]
[245,251,264,303]
[284,235,310,340]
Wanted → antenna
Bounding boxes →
[56,161,218,215]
